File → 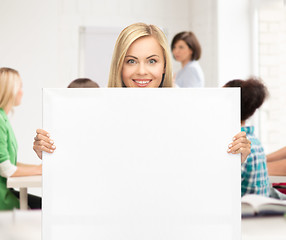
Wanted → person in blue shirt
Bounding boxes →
[171,31,204,88]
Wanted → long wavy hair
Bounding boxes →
[108,23,173,88]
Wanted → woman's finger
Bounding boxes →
[33,141,55,153]
[232,131,246,141]
[34,139,56,151]
[228,132,251,154]
[36,128,50,137]
[35,133,54,145]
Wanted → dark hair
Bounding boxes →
[67,78,99,88]
[171,31,201,61]
[224,78,269,121]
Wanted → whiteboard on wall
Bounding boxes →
[42,88,241,240]
[79,26,122,87]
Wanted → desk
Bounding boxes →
[7,176,42,210]
[269,176,286,184]
[242,215,286,240]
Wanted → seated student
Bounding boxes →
[67,78,99,88]
[224,78,270,196]
[0,67,42,210]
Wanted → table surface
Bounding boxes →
[242,215,286,240]
[7,175,42,188]
[1,211,285,240]
[5,175,286,239]
[269,176,286,184]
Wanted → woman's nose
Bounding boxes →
[137,63,147,75]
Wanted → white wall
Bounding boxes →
[258,0,286,153]
[217,0,253,86]
[0,0,59,167]
[187,0,254,87]
[188,0,218,87]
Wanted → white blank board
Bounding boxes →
[43,88,241,240]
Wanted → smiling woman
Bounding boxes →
[33,23,251,170]
[108,23,173,88]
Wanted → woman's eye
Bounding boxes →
[149,59,157,64]
[127,59,136,64]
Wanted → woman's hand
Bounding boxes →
[33,129,56,159]
[227,131,251,163]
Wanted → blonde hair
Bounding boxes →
[108,23,173,88]
[0,67,21,110]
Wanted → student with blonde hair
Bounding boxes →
[0,67,42,210]
[108,22,173,88]
[33,23,251,167]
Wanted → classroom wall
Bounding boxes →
[216,0,253,86]
[259,1,286,153]
[0,0,254,169]
[188,0,218,87]
[0,0,59,167]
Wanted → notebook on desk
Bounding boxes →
[242,194,286,217]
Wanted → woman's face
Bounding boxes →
[14,81,23,106]
[172,40,193,64]
[122,36,165,88]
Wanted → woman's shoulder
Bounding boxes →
[0,112,6,124]
[0,110,8,131]
[186,60,201,68]
[183,61,202,75]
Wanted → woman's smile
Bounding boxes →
[132,79,152,87]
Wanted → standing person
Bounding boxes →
[171,31,204,88]
[33,23,250,165]
[0,67,42,210]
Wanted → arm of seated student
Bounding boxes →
[11,163,42,177]
[267,146,286,162]
[227,131,251,164]
[0,160,41,178]
[33,129,56,159]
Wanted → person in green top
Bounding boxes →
[0,67,42,210]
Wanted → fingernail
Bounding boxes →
[227,149,231,152]
[228,144,232,147]
[47,134,50,137]
[50,149,53,152]
[233,137,236,141]
[51,145,56,149]
[50,140,54,144]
